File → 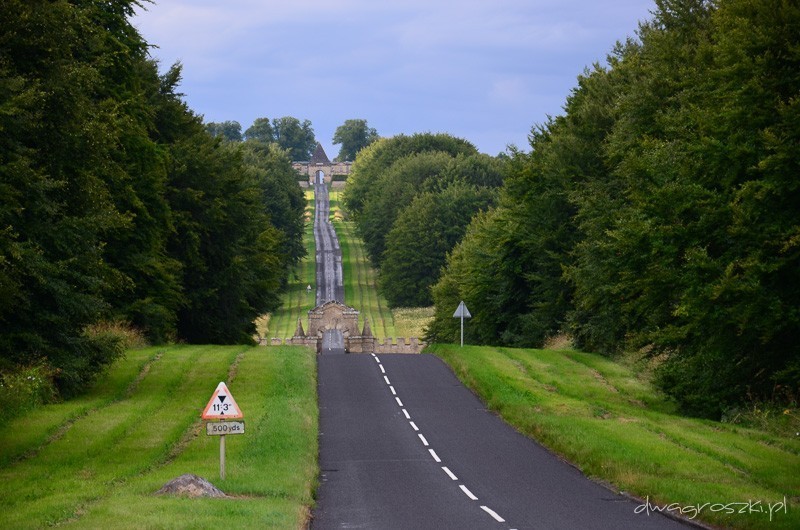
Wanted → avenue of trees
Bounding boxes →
[343,133,506,307]
[207,116,317,161]
[427,0,799,418]
[0,0,305,399]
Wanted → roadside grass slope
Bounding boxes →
[0,345,317,529]
[329,190,397,339]
[265,189,317,340]
[429,343,799,530]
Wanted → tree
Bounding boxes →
[342,132,478,221]
[205,121,243,142]
[0,0,147,395]
[332,119,379,161]
[380,182,497,307]
[271,116,316,160]
[244,117,274,142]
[240,141,307,271]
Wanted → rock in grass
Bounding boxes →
[157,474,226,498]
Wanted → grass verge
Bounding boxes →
[265,190,317,339]
[0,344,317,529]
[428,343,799,530]
[330,190,396,339]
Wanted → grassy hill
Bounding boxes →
[429,343,799,530]
[0,345,317,529]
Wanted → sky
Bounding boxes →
[132,0,655,158]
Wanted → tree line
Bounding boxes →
[0,0,305,399]
[426,0,799,418]
[208,117,381,163]
[343,133,507,308]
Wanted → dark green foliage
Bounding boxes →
[271,116,316,161]
[332,119,379,161]
[380,182,497,307]
[345,134,504,309]
[430,0,800,417]
[241,141,307,271]
[0,0,302,398]
[342,133,478,219]
[205,121,243,142]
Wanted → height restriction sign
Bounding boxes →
[202,382,244,420]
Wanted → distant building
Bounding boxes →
[292,143,352,184]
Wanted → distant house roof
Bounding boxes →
[310,142,331,165]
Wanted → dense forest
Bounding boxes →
[426,0,799,418]
[343,133,506,307]
[0,0,305,403]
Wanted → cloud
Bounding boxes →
[133,0,655,155]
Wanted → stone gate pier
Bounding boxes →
[263,301,425,354]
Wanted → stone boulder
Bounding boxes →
[156,473,226,498]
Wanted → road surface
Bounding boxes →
[311,185,687,529]
[314,184,344,306]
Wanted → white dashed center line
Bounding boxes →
[480,505,506,522]
[442,466,458,481]
[377,357,512,528]
[460,485,479,501]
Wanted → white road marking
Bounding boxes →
[390,386,397,395]
[402,409,411,419]
[384,376,391,385]
[460,485,478,501]
[480,506,506,523]
[442,466,458,481]
[371,353,376,358]
[418,433,429,446]
[374,356,381,363]
[379,365,386,373]
[395,397,404,407]
[409,421,419,431]
[428,448,441,462]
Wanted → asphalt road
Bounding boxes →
[311,185,686,529]
[314,184,344,306]
[312,354,689,529]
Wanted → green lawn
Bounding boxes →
[330,190,397,339]
[0,345,317,529]
[429,343,799,530]
[264,190,317,340]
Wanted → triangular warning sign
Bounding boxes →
[202,382,243,419]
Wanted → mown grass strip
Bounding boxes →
[429,343,799,530]
[267,190,317,339]
[1,345,317,529]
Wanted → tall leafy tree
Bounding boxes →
[380,181,497,307]
[205,120,243,142]
[271,116,316,160]
[343,133,477,220]
[332,119,379,161]
[243,117,274,142]
[0,0,147,394]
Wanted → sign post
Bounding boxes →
[453,301,472,347]
[202,382,244,480]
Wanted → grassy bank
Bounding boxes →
[429,343,799,530]
[0,344,317,529]
[330,190,397,339]
[264,190,317,340]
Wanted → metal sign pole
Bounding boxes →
[220,434,226,480]
[460,315,464,347]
